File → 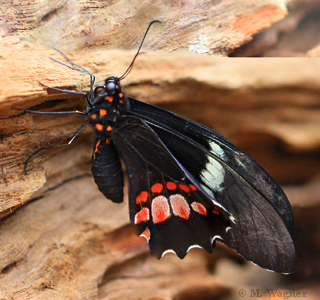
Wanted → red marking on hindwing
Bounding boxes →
[151,196,171,224]
[136,191,148,204]
[106,138,110,144]
[106,126,112,131]
[191,202,207,216]
[140,227,150,241]
[91,114,97,119]
[134,207,150,224]
[189,184,197,191]
[179,184,190,193]
[212,208,220,215]
[166,182,177,190]
[170,194,190,220]
[94,140,100,153]
[105,96,113,102]
[95,124,103,131]
[151,183,163,194]
[119,93,123,98]
[99,109,107,116]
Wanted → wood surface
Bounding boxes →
[1,0,320,299]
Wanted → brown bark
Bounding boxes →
[1,1,320,299]
[0,0,288,55]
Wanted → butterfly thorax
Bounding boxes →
[87,76,130,135]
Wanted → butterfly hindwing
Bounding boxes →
[112,116,232,258]
[126,98,297,273]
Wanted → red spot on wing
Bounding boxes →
[212,208,220,215]
[91,114,97,119]
[166,182,177,190]
[151,183,163,194]
[106,138,110,144]
[140,227,150,241]
[134,207,150,224]
[107,126,112,131]
[95,124,103,131]
[189,184,197,191]
[179,184,190,193]
[100,109,107,116]
[94,140,101,153]
[191,202,207,216]
[105,96,113,102]
[136,191,148,204]
[170,194,190,220]
[119,100,123,103]
[151,196,171,223]
[119,93,123,98]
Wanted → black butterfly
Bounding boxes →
[25,20,297,274]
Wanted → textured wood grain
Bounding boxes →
[1,0,320,299]
[0,0,288,55]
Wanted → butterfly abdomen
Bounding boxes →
[91,137,124,203]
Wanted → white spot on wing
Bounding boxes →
[229,215,236,224]
[209,141,225,159]
[200,184,214,197]
[211,235,222,244]
[226,226,232,233]
[151,196,171,224]
[187,244,203,253]
[161,249,177,258]
[170,194,190,219]
[200,156,225,192]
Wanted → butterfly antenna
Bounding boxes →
[118,20,162,81]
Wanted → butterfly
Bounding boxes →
[25,20,297,274]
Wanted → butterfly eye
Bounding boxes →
[106,82,116,95]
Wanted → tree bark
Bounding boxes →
[1,0,320,299]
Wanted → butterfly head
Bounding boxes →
[88,76,129,133]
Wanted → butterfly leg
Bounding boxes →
[38,81,92,108]
[24,120,88,174]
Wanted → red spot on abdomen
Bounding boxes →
[94,140,101,153]
[100,109,107,116]
[170,194,190,220]
[151,183,163,194]
[134,207,150,224]
[95,124,103,131]
[136,191,148,204]
[151,196,171,224]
